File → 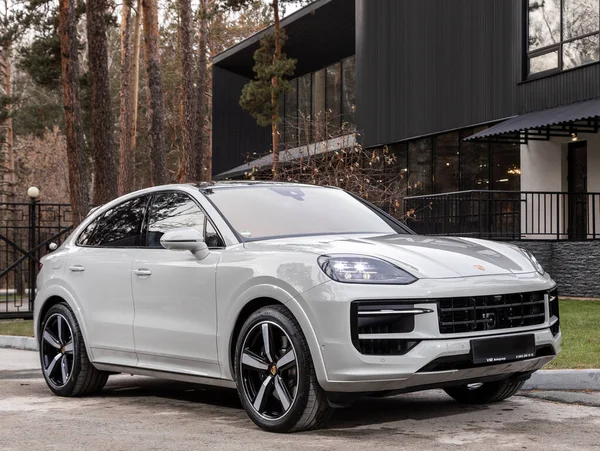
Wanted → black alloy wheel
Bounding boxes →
[240,321,299,420]
[39,303,109,397]
[41,312,74,388]
[235,305,333,432]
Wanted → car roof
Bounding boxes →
[192,181,334,190]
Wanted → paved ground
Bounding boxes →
[1,349,599,451]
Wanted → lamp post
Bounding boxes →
[27,187,39,309]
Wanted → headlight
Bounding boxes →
[317,255,417,284]
[519,248,545,275]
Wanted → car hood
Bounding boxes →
[244,234,537,279]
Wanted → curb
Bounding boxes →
[0,336,598,391]
[0,334,38,351]
[523,369,600,391]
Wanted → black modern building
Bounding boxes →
[213,0,599,195]
[212,0,600,297]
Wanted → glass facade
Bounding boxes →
[282,55,356,148]
[388,127,521,196]
[277,55,520,195]
[527,0,600,75]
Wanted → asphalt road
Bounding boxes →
[1,349,599,451]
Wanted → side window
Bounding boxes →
[148,192,206,248]
[205,220,225,248]
[76,217,101,246]
[86,196,148,247]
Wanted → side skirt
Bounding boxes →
[93,362,237,389]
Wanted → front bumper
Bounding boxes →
[297,272,561,393]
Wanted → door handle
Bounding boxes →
[133,268,152,276]
[69,265,85,272]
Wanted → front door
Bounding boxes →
[568,141,588,239]
[132,191,221,378]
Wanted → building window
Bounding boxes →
[312,69,326,141]
[387,142,408,187]
[342,56,356,128]
[284,79,298,147]
[490,142,521,190]
[298,74,312,145]
[460,127,490,190]
[407,138,433,194]
[326,62,342,128]
[282,57,355,147]
[528,0,600,76]
[434,132,460,193]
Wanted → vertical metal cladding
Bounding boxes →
[356,0,600,148]
[212,66,271,176]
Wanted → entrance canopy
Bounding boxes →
[465,97,600,144]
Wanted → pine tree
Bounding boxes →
[87,0,118,203]
[58,0,89,224]
[118,0,135,195]
[142,0,168,185]
[178,0,196,182]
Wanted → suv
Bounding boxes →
[34,182,561,432]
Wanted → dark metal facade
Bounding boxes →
[212,67,271,176]
[213,0,600,173]
[356,0,600,148]
[211,0,355,176]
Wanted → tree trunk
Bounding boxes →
[271,0,281,180]
[131,0,142,159]
[87,0,118,203]
[1,39,14,203]
[195,0,211,181]
[59,0,89,224]
[142,0,168,185]
[118,0,135,195]
[178,0,196,182]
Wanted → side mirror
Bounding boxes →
[160,228,209,260]
[48,242,58,251]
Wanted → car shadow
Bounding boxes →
[100,376,499,432]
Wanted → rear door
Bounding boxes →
[131,191,224,378]
[66,195,150,366]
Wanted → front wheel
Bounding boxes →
[444,378,526,404]
[39,302,109,397]
[234,305,333,432]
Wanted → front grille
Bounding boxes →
[350,301,421,355]
[357,339,420,356]
[437,290,547,334]
[548,288,560,336]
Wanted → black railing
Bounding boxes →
[0,202,73,319]
[404,190,600,240]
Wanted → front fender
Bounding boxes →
[218,283,328,385]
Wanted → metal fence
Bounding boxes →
[0,202,73,319]
[404,190,600,240]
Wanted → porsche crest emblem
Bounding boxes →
[474,265,486,271]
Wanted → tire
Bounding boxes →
[443,378,526,404]
[39,302,109,397]
[234,305,333,432]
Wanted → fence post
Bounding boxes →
[478,191,482,238]
[27,187,40,310]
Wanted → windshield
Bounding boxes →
[204,185,408,240]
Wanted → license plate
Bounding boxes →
[471,334,536,365]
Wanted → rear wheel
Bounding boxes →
[234,305,333,432]
[444,378,526,404]
[39,303,108,397]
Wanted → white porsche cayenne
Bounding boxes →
[34,182,561,432]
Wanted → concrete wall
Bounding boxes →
[509,240,600,298]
